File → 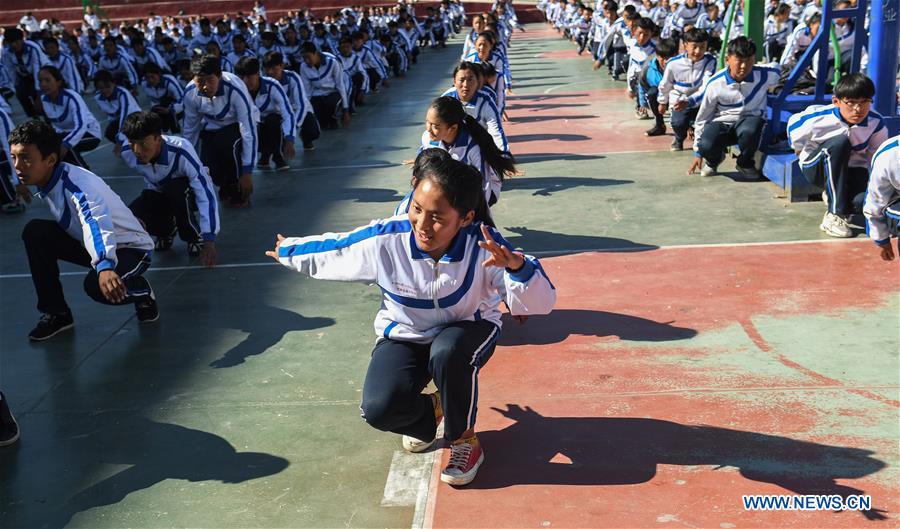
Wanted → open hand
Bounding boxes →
[265,234,286,262]
[477,224,525,271]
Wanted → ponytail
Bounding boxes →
[462,114,516,180]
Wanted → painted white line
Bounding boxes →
[100,161,400,181]
[0,239,867,280]
[542,79,597,94]
[382,450,433,508]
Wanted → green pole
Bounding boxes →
[829,23,842,86]
[743,0,765,60]
[718,0,738,69]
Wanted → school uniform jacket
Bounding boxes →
[299,53,350,111]
[787,104,888,168]
[1,40,48,87]
[34,162,153,271]
[657,52,717,107]
[356,44,389,80]
[46,52,84,93]
[132,47,170,72]
[98,52,139,87]
[420,128,501,204]
[41,88,102,150]
[280,69,313,121]
[441,86,509,153]
[863,136,900,245]
[253,76,297,141]
[0,107,15,189]
[691,65,780,154]
[182,71,260,174]
[120,135,220,242]
[94,86,142,143]
[142,73,185,114]
[276,216,557,343]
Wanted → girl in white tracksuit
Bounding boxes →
[267,158,556,487]
[38,66,102,170]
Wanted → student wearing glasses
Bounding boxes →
[787,74,888,238]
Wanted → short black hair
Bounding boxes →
[726,36,756,58]
[262,51,284,68]
[480,61,497,78]
[833,73,875,100]
[683,27,709,43]
[8,119,61,160]
[300,41,318,54]
[42,37,59,48]
[623,4,638,15]
[806,12,821,25]
[4,27,24,43]
[93,69,115,85]
[191,54,222,76]
[122,111,163,141]
[635,17,657,33]
[453,61,483,79]
[234,56,260,76]
[775,3,791,15]
[143,61,163,75]
[656,37,678,59]
[604,1,619,12]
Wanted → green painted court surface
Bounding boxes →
[1,23,898,529]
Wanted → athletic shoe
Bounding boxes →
[0,392,19,447]
[28,311,74,341]
[186,240,203,257]
[635,107,651,120]
[256,159,271,171]
[135,289,159,323]
[154,236,174,251]
[274,162,290,172]
[670,138,684,151]
[700,162,717,177]
[303,144,316,151]
[402,392,443,453]
[645,124,666,136]
[820,212,853,238]
[1,201,25,214]
[736,165,763,180]
[441,435,484,486]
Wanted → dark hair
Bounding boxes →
[683,27,709,43]
[39,65,68,90]
[300,41,318,54]
[122,111,163,140]
[775,3,791,15]
[413,158,495,227]
[604,1,619,12]
[191,54,222,76]
[453,61,483,80]
[42,37,59,49]
[475,30,497,46]
[480,61,497,79]
[4,27,24,43]
[635,17,657,33]
[806,12,822,25]
[233,33,246,44]
[8,119,61,160]
[656,38,678,59]
[411,147,452,184]
[93,68,114,85]
[623,4,638,15]
[234,56,260,76]
[143,61,163,76]
[834,73,875,99]
[132,36,146,48]
[726,36,756,58]
[262,51,284,68]
[429,96,516,180]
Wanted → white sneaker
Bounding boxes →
[822,190,829,209]
[820,212,853,238]
[401,392,442,453]
[700,162,717,177]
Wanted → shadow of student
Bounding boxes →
[498,309,696,346]
[35,416,290,528]
[469,405,889,520]
[209,306,335,368]
[509,114,598,123]
[335,187,406,203]
[502,226,658,254]
[508,133,592,143]
[501,176,632,196]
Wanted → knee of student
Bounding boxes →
[359,393,401,431]
[82,271,107,303]
[22,219,56,244]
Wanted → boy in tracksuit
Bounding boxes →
[657,28,716,151]
[12,120,158,341]
[120,111,220,266]
[299,42,351,129]
[640,37,677,136]
[627,17,657,119]
[234,57,296,172]
[863,135,900,261]
[141,62,185,134]
[262,51,321,151]
[182,54,259,208]
[93,69,142,153]
[788,74,888,238]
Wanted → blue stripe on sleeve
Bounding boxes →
[278,219,411,257]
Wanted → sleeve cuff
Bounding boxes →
[506,259,536,283]
[873,238,890,246]
[694,151,702,158]
[96,259,115,272]
[202,233,217,242]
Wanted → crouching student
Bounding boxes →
[93,69,142,156]
[863,135,900,261]
[234,57,296,171]
[627,17,658,120]
[141,62,185,134]
[121,112,220,266]
[657,28,716,151]
[640,37,677,136]
[690,37,779,179]
[12,120,158,341]
[38,66,102,169]
[788,74,888,238]
[262,52,321,151]
[266,157,556,486]
[299,42,351,129]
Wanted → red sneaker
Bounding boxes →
[441,435,484,486]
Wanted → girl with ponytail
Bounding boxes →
[421,96,516,206]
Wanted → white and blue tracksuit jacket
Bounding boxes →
[299,53,350,111]
[657,52,717,107]
[787,104,888,169]
[98,52,139,87]
[863,136,900,245]
[142,73,185,114]
[280,69,314,122]
[254,76,297,141]
[34,162,154,271]
[41,88,102,150]
[441,87,509,153]
[120,135,220,242]
[420,128,502,204]
[0,107,15,189]
[1,40,48,88]
[94,86,142,144]
[182,71,260,173]
[46,52,84,93]
[276,216,557,343]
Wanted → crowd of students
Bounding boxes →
[538,0,899,244]
[0,0,562,489]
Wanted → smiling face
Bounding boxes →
[425,107,459,145]
[684,40,708,62]
[408,178,473,260]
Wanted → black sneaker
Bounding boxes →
[645,124,666,137]
[0,392,19,447]
[135,290,159,323]
[28,311,74,341]
[187,240,203,257]
[155,235,174,251]
[274,161,290,172]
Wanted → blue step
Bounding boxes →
[761,153,818,202]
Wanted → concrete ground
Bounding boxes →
[0,23,897,529]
